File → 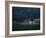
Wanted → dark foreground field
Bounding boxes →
[12,23,40,31]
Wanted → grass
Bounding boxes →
[12,23,40,31]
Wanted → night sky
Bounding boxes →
[12,7,40,22]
